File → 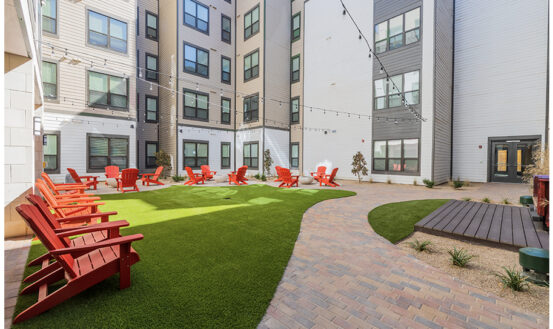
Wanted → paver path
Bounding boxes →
[258,182,548,329]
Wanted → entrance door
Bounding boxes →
[491,140,536,183]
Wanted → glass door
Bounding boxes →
[492,143,510,182]
[491,140,537,183]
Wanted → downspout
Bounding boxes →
[261,0,267,175]
[175,0,180,176]
[233,0,237,171]
[449,0,456,180]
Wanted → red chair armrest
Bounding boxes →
[142,173,154,178]
[56,211,118,224]
[52,202,105,209]
[57,197,101,203]
[54,193,97,199]
[50,234,144,256]
[53,185,87,191]
[54,220,129,237]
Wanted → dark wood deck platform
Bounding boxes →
[415,200,548,250]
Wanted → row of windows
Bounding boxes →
[182,90,232,124]
[44,134,162,172]
[184,0,233,43]
[183,141,299,170]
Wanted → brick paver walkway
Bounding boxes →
[258,182,548,329]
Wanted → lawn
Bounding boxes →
[367,199,450,243]
[14,185,355,329]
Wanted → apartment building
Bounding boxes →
[302,0,546,184]
[158,0,291,177]
[5,0,44,237]
[136,0,160,173]
[40,0,137,182]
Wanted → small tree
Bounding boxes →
[351,151,368,183]
[155,150,172,178]
[264,149,274,176]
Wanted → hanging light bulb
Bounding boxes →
[358,34,362,40]
[220,89,223,96]
[342,8,346,15]
[368,52,372,58]
[51,46,54,55]
[104,59,107,67]
[394,119,399,125]
[379,66,384,74]
[150,83,153,91]
[196,83,199,91]
[139,68,143,78]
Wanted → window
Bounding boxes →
[290,97,299,123]
[88,135,129,170]
[88,10,128,53]
[374,70,419,109]
[221,14,231,43]
[184,0,209,34]
[221,97,231,124]
[146,54,158,81]
[405,8,420,45]
[243,94,259,122]
[43,133,60,173]
[244,50,259,81]
[145,96,158,122]
[183,90,208,120]
[373,139,419,173]
[221,142,231,168]
[145,142,158,168]
[290,143,299,168]
[42,0,57,34]
[184,43,209,77]
[221,56,231,84]
[243,142,258,168]
[146,11,158,40]
[88,71,128,109]
[137,6,139,36]
[291,13,300,42]
[183,141,208,168]
[42,61,57,99]
[244,5,260,39]
[291,55,300,83]
[374,7,420,54]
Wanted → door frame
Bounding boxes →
[487,135,541,182]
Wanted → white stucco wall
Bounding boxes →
[452,0,547,182]
[303,0,373,180]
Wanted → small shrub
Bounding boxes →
[254,173,261,180]
[261,174,267,181]
[453,178,464,189]
[502,198,510,205]
[387,177,392,184]
[263,149,274,177]
[351,151,369,183]
[171,175,185,182]
[462,197,472,201]
[448,247,474,267]
[482,197,491,203]
[423,179,435,188]
[155,150,173,178]
[496,266,529,291]
[368,178,374,184]
[413,179,418,186]
[409,239,432,252]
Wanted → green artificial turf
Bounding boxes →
[13,185,354,329]
[367,199,450,243]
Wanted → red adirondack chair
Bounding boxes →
[36,179,98,201]
[104,165,120,185]
[14,203,143,324]
[67,168,98,190]
[310,166,327,182]
[116,168,140,193]
[228,166,248,185]
[184,167,205,185]
[319,168,340,187]
[201,165,216,180]
[278,168,299,188]
[274,166,283,182]
[41,173,87,195]
[24,194,121,277]
[141,166,164,186]
[36,180,103,220]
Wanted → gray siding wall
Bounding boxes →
[432,0,453,184]
[136,0,159,171]
[372,0,422,142]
